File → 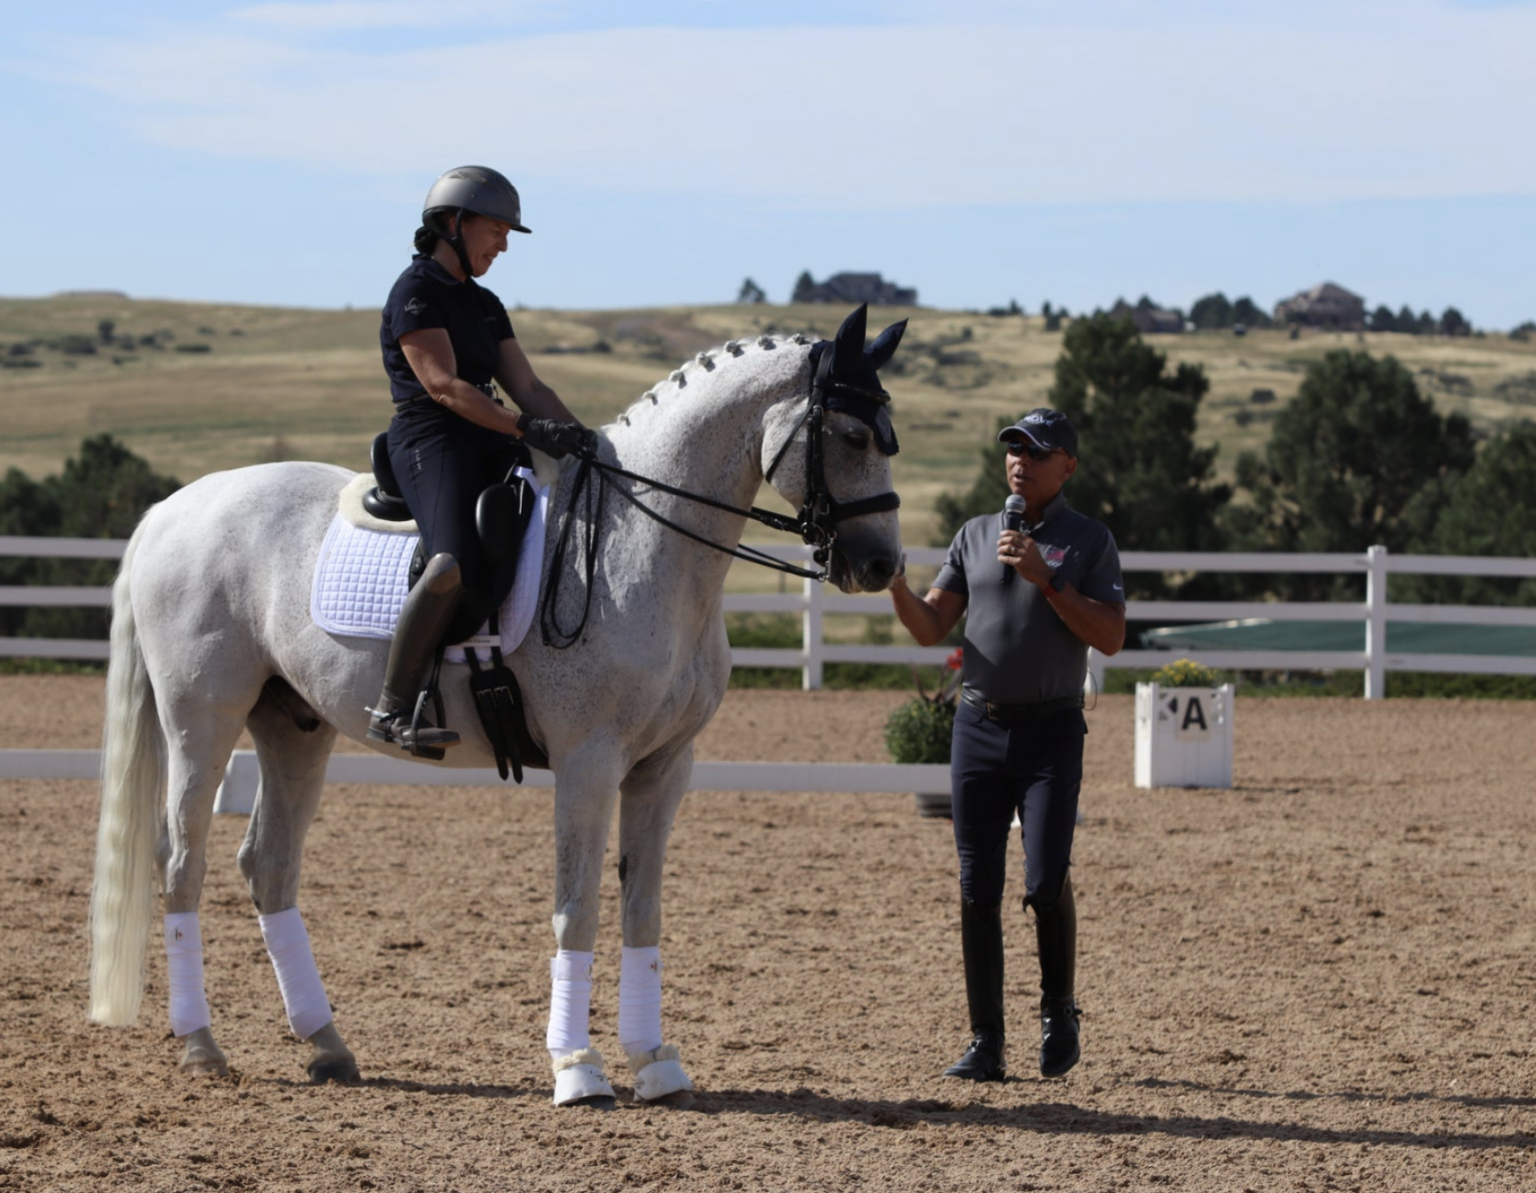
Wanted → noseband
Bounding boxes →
[539,347,901,648]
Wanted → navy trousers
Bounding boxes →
[950,701,1085,910]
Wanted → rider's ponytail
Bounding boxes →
[413,225,439,256]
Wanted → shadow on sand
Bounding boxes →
[687,1084,1536,1152]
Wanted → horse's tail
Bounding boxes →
[89,523,164,1026]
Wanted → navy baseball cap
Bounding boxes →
[998,407,1078,457]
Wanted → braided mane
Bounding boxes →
[608,332,812,430]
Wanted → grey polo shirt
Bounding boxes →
[933,491,1124,704]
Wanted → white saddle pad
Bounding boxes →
[310,467,548,662]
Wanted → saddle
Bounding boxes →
[366,430,550,781]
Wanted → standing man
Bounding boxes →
[889,408,1125,1081]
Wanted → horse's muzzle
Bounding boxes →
[830,550,900,594]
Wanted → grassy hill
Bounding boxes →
[5,293,1536,556]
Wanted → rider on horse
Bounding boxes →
[370,165,592,752]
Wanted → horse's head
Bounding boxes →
[763,305,907,593]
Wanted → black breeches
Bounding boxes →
[387,408,507,629]
[949,703,1085,909]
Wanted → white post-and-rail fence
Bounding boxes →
[5,748,952,815]
[8,535,1536,699]
[6,534,1535,809]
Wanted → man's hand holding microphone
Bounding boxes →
[998,494,1053,590]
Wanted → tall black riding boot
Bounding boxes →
[942,899,1006,1082]
[1035,873,1081,1078]
[368,553,465,753]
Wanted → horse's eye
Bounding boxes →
[842,430,871,450]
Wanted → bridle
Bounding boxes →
[763,340,902,557]
[539,345,901,648]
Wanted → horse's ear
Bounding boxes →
[866,319,908,371]
[833,304,869,357]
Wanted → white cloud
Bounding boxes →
[231,2,440,30]
[33,1,1536,206]
[229,0,566,32]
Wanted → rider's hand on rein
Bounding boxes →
[518,415,596,460]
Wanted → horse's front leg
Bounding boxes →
[615,741,696,1106]
[237,692,356,1084]
[548,747,624,1107]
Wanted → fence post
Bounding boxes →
[1364,545,1388,700]
[802,574,824,691]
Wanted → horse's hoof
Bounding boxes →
[178,1028,230,1078]
[627,1045,695,1105]
[564,1094,617,1111]
[632,1057,694,1104]
[304,1023,360,1084]
[307,1054,361,1084]
[178,1055,230,1078]
[553,1052,615,1107]
[642,1088,696,1110]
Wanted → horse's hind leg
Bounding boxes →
[238,681,357,1084]
[615,742,696,1106]
[157,689,254,1077]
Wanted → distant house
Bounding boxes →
[1110,300,1183,335]
[1274,282,1366,330]
[797,272,917,307]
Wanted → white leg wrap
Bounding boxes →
[546,950,594,1056]
[164,912,211,1038]
[258,907,333,1041]
[618,946,663,1057]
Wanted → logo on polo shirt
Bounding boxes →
[1041,545,1067,568]
[404,298,426,315]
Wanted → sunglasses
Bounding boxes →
[1006,441,1060,461]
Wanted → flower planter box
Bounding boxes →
[1133,682,1234,789]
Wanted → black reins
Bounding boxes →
[539,348,900,649]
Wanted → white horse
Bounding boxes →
[89,305,906,1107]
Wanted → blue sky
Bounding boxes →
[3,0,1533,326]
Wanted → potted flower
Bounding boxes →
[886,648,962,817]
[1148,658,1221,690]
[1134,658,1234,789]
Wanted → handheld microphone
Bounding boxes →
[1002,494,1027,584]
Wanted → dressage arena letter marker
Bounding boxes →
[1178,695,1210,739]
[1163,694,1213,742]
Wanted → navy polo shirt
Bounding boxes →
[379,255,516,406]
[933,491,1123,704]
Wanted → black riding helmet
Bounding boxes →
[420,165,530,280]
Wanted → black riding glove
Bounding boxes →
[517,415,595,460]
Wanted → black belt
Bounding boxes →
[961,690,1084,723]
